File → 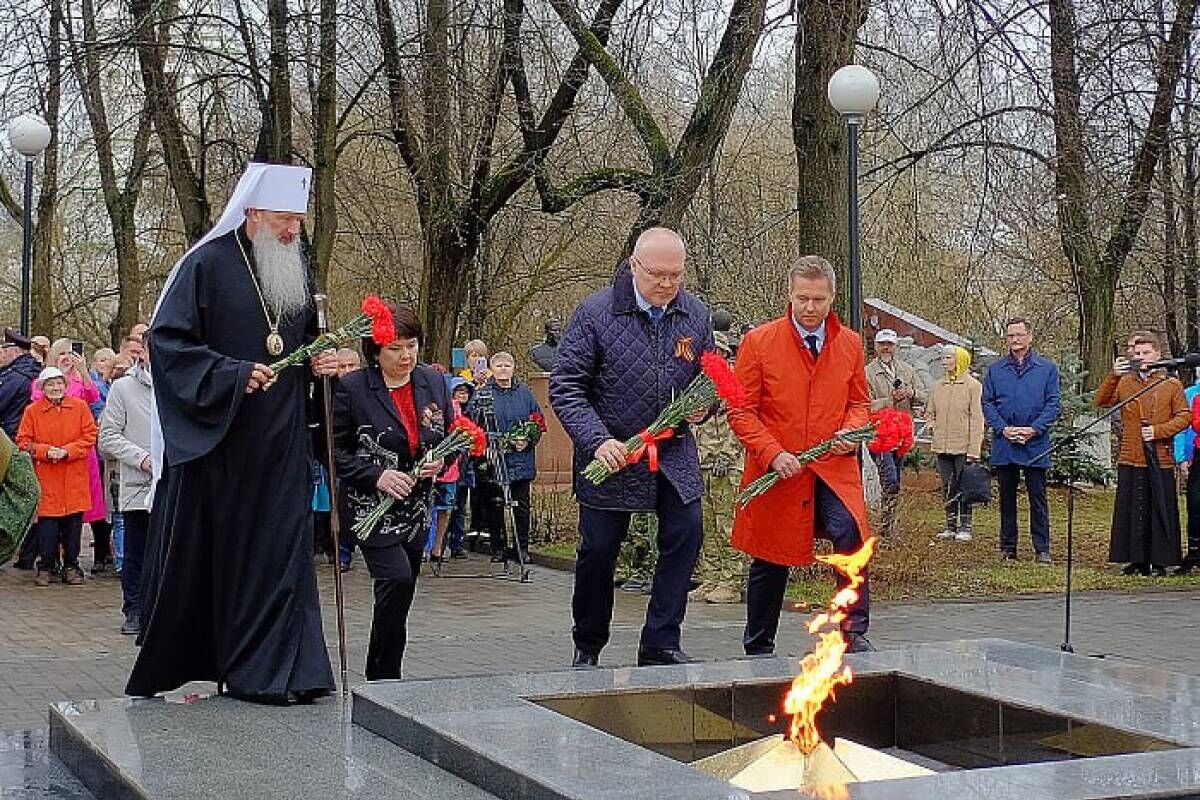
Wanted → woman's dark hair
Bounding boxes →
[362,300,423,366]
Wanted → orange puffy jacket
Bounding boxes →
[16,396,97,517]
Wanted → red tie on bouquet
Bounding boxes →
[627,429,675,472]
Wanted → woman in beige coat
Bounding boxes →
[927,346,984,541]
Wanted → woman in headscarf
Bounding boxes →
[332,300,450,680]
[927,345,984,542]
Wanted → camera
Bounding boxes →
[893,378,903,390]
[1126,358,1143,372]
[71,341,84,357]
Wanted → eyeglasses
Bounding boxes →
[631,257,684,286]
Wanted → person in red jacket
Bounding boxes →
[728,256,874,655]
[16,366,98,586]
[1180,393,1200,575]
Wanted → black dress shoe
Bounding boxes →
[1149,565,1167,577]
[845,633,876,653]
[572,649,599,669]
[1123,562,1150,576]
[1172,563,1194,576]
[637,647,695,666]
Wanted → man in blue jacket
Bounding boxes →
[982,318,1062,563]
[551,227,713,668]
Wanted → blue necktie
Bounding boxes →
[649,306,664,327]
[805,334,820,359]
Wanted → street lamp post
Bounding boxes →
[827,65,880,332]
[7,114,52,336]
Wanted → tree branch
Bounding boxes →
[544,0,671,169]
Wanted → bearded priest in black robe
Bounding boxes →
[127,164,336,704]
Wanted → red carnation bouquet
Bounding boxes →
[735,408,913,508]
[504,411,548,448]
[352,416,487,540]
[266,294,396,381]
[582,351,746,485]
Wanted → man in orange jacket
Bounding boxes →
[728,256,874,654]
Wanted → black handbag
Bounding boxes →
[959,463,993,506]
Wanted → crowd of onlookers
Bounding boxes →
[2,309,1195,651]
[871,321,1200,577]
[312,335,545,575]
[0,323,152,633]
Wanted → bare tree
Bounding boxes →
[1048,0,1198,386]
[128,0,211,244]
[65,0,152,345]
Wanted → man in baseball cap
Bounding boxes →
[865,328,925,539]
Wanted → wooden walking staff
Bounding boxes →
[314,294,349,694]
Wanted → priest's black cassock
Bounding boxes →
[126,225,334,702]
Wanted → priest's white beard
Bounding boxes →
[251,228,309,320]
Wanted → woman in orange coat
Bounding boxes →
[729,256,873,656]
[16,367,98,586]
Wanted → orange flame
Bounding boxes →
[782,536,876,755]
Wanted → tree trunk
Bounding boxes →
[31,0,62,338]
[793,0,866,319]
[310,0,337,289]
[1162,145,1182,357]
[261,0,294,162]
[129,0,210,243]
[421,225,478,364]
[70,0,151,346]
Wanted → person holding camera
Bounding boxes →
[982,318,1061,563]
[928,345,985,541]
[865,329,925,539]
[467,352,542,563]
[1097,330,1191,577]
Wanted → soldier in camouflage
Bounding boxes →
[690,331,748,604]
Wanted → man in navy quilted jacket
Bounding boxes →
[551,228,714,668]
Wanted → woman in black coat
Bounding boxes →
[332,301,450,680]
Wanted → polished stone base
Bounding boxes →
[48,640,1200,800]
[50,694,499,800]
[352,640,1200,800]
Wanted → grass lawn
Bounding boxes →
[531,472,1200,604]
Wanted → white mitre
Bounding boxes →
[147,163,314,487]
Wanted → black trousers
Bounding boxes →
[1186,465,1200,564]
[364,543,423,681]
[743,479,869,655]
[480,479,531,554]
[37,513,83,570]
[91,519,112,565]
[120,510,150,615]
[571,474,702,654]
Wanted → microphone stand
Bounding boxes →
[314,294,349,694]
[1027,371,1172,654]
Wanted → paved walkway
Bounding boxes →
[1,554,1198,798]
